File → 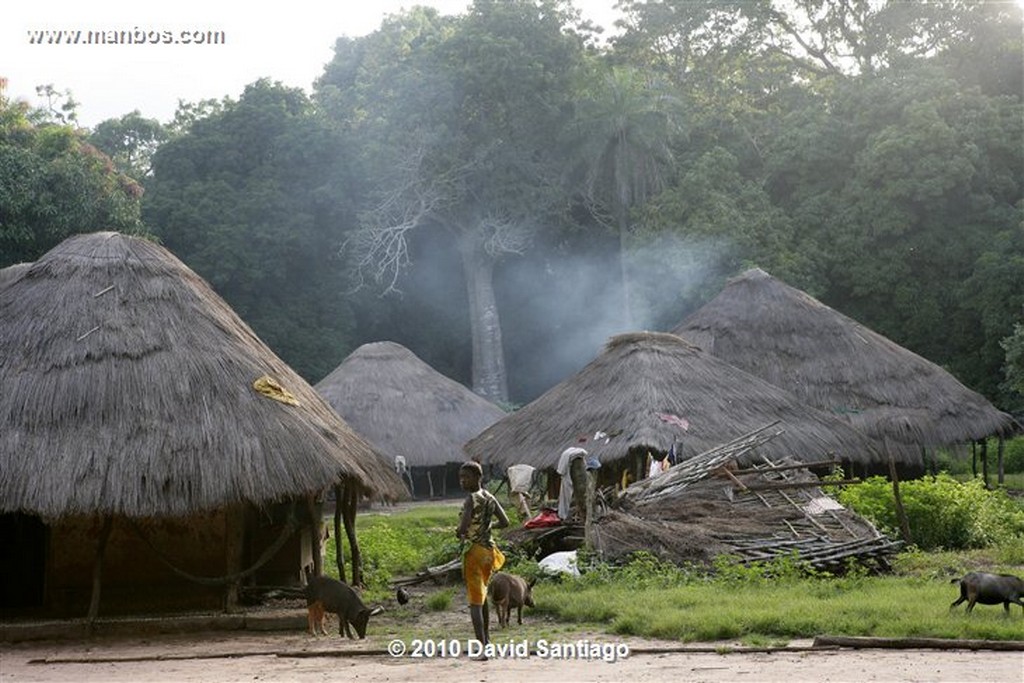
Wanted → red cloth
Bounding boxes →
[523,508,562,529]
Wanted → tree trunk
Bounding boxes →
[458,233,509,404]
[617,204,633,329]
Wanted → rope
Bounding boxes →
[127,504,302,587]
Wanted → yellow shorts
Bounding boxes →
[463,542,506,605]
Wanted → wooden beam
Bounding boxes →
[813,635,1024,651]
[736,479,861,492]
[718,467,748,490]
[730,460,842,476]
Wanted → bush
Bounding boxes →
[838,473,1024,550]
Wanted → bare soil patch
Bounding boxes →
[3,583,1022,683]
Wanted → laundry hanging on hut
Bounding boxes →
[556,446,587,520]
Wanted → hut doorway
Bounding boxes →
[0,513,47,611]
[408,463,465,499]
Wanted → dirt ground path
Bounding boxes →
[3,630,1023,683]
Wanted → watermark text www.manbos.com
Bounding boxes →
[27,28,226,46]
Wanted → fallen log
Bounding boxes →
[813,635,1024,651]
[391,558,461,587]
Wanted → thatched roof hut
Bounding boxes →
[316,341,506,469]
[0,262,31,289]
[0,232,405,519]
[464,331,880,475]
[671,268,1017,459]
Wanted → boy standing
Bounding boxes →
[457,461,510,656]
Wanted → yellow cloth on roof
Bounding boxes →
[252,375,300,406]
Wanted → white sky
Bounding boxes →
[2,0,623,129]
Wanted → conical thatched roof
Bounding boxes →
[672,268,1017,455]
[316,341,506,468]
[0,232,406,519]
[464,331,880,470]
[0,262,31,289]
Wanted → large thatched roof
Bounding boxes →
[464,331,881,470]
[316,341,506,468]
[0,232,406,519]
[672,268,1017,454]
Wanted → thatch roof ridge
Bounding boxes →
[672,268,1016,449]
[316,341,506,468]
[0,232,405,519]
[0,262,31,289]
[465,331,882,470]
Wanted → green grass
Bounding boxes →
[953,472,1024,491]
[533,574,1024,643]
[426,588,454,611]
[325,504,461,600]
[327,504,1024,643]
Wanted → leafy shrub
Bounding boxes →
[838,473,1024,550]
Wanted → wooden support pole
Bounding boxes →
[584,470,596,550]
[888,453,912,546]
[981,439,989,489]
[87,515,114,630]
[307,495,323,578]
[333,484,345,583]
[342,481,362,587]
[224,504,245,613]
[971,441,977,479]
[997,435,1005,486]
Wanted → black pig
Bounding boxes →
[305,576,384,638]
[950,572,1024,615]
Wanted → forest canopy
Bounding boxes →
[2,0,1022,413]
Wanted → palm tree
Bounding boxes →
[573,65,683,328]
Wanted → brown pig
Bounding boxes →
[489,572,535,628]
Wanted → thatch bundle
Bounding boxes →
[465,331,880,471]
[0,232,406,519]
[672,268,1017,457]
[315,341,506,468]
